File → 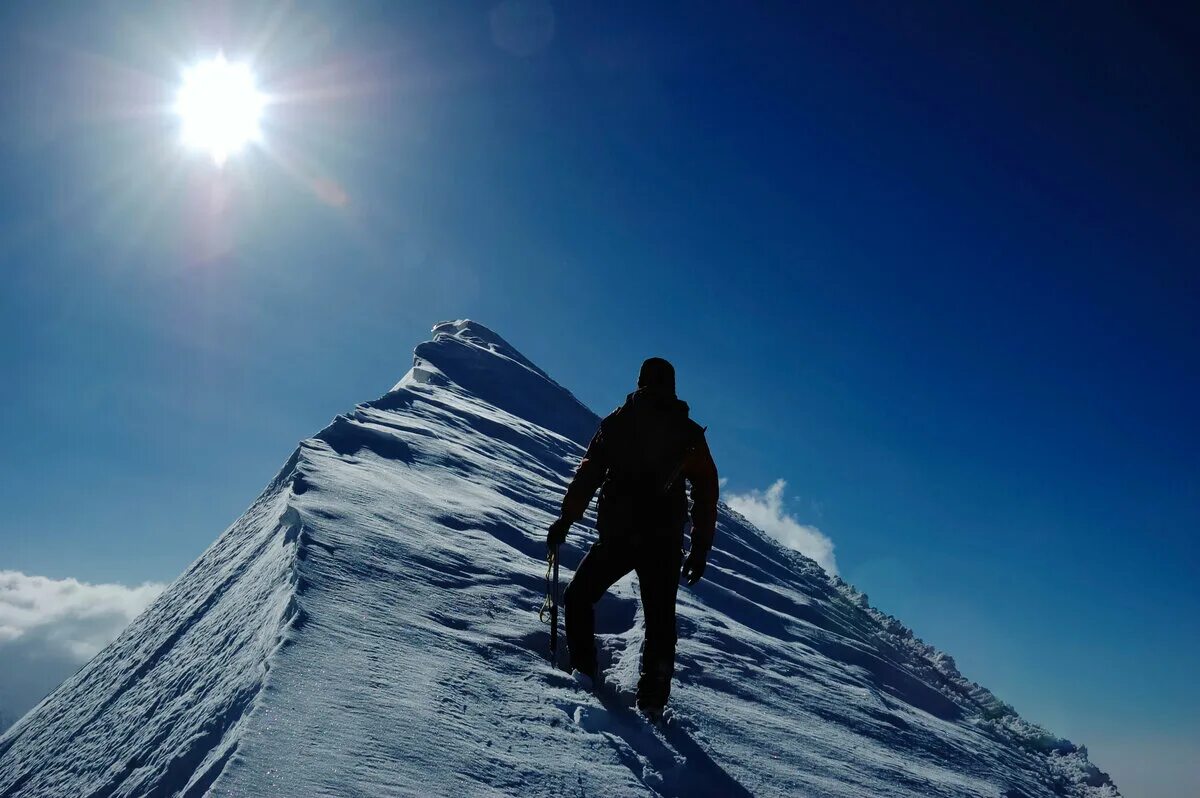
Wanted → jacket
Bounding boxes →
[560,388,719,552]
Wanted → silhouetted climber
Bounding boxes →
[547,357,720,715]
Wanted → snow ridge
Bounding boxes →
[0,320,1119,797]
[0,455,309,797]
[827,579,1114,793]
[396,319,598,445]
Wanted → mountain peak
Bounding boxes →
[393,319,599,445]
[430,319,551,379]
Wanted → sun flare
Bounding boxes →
[175,55,264,166]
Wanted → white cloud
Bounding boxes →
[726,479,839,576]
[0,571,164,728]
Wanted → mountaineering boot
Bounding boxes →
[635,680,668,715]
[568,648,598,684]
[635,661,672,717]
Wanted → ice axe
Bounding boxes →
[540,543,561,661]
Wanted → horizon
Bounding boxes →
[1,3,1197,796]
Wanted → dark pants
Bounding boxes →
[563,536,683,707]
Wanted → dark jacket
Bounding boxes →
[560,389,719,552]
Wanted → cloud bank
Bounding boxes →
[0,571,164,729]
[726,479,839,576]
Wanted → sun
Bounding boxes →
[175,55,264,166]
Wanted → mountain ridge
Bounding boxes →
[0,319,1118,797]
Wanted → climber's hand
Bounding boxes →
[547,517,572,548]
[681,548,709,586]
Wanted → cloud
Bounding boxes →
[0,571,164,729]
[726,480,839,576]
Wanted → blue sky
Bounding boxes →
[0,2,1196,794]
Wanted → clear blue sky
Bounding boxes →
[0,2,1196,794]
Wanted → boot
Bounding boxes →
[636,662,672,714]
[569,652,597,683]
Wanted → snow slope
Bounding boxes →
[0,320,1120,797]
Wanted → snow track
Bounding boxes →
[0,320,1119,797]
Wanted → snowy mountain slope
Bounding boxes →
[0,320,1119,797]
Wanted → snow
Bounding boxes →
[0,319,1120,797]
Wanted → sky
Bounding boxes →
[0,2,1196,795]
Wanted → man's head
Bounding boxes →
[638,357,676,397]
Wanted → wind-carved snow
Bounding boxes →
[0,320,1119,797]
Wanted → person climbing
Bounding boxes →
[546,356,719,716]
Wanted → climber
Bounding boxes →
[546,356,719,716]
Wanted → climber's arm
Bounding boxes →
[560,426,609,523]
[681,437,719,584]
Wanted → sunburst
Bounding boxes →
[175,54,264,166]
